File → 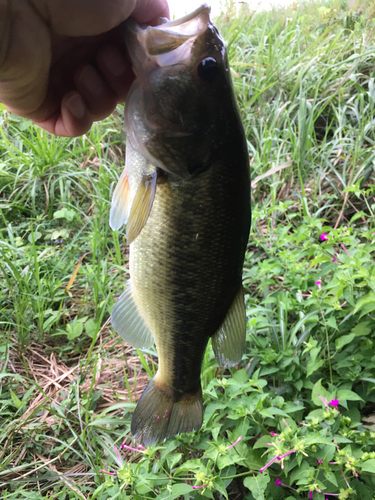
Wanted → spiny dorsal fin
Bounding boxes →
[111,281,154,349]
[126,171,157,244]
[211,287,246,368]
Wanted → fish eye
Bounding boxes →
[197,57,219,83]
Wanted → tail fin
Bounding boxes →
[131,377,203,446]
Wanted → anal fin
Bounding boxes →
[212,287,246,368]
[111,281,154,349]
[126,171,157,244]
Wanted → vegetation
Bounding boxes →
[1,0,375,498]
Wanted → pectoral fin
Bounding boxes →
[111,281,154,349]
[110,168,131,231]
[126,171,157,244]
[212,288,246,368]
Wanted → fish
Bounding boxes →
[109,4,251,446]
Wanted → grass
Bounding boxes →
[1,0,375,498]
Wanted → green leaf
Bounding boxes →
[243,472,270,500]
[306,358,323,377]
[254,435,274,449]
[324,469,338,487]
[326,316,338,330]
[350,211,367,223]
[351,322,371,336]
[166,453,183,470]
[10,390,23,409]
[244,449,264,470]
[66,320,83,340]
[290,461,314,483]
[354,292,375,314]
[85,318,98,338]
[361,459,375,473]
[337,390,363,402]
[311,379,332,406]
[28,231,42,243]
[217,454,234,469]
[155,483,193,500]
[171,483,193,496]
[54,208,76,222]
[335,334,355,350]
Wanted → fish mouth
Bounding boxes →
[123,4,211,70]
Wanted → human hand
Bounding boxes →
[0,0,169,136]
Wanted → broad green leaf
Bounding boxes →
[54,207,76,221]
[335,334,355,350]
[361,459,375,473]
[254,435,275,449]
[28,230,42,243]
[323,469,338,486]
[166,453,183,470]
[354,292,375,314]
[243,472,270,500]
[337,390,363,402]
[85,318,98,338]
[311,379,332,406]
[351,322,371,336]
[290,461,314,483]
[306,358,323,377]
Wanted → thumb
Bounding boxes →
[0,0,51,117]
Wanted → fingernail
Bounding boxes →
[66,93,86,119]
[79,66,104,95]
[102,48,126,77]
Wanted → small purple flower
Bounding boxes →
[274,478,297,492]
[320,233,329,242]
[318,459,323,463]
[332,256,337,262]
[329,398,339,409]
[309,491,313,499]
[316,280,322,291]
[193,484,207,490]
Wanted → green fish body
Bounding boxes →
[110,4,251,446]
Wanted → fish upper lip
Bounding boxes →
[123,4,212,63]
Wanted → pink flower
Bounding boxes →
[329,398,339,409]
[227,436,242,449]
[316,280,322,290]
[319,394,329,409]
[193,484,207,490]
[332,257,337,262]
[275,478,282,486]
[318,459,323,463]
[320,233,329,242]
[259,454,279,473]
[309,491,313,499]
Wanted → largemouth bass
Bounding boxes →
[109,4,251,446]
